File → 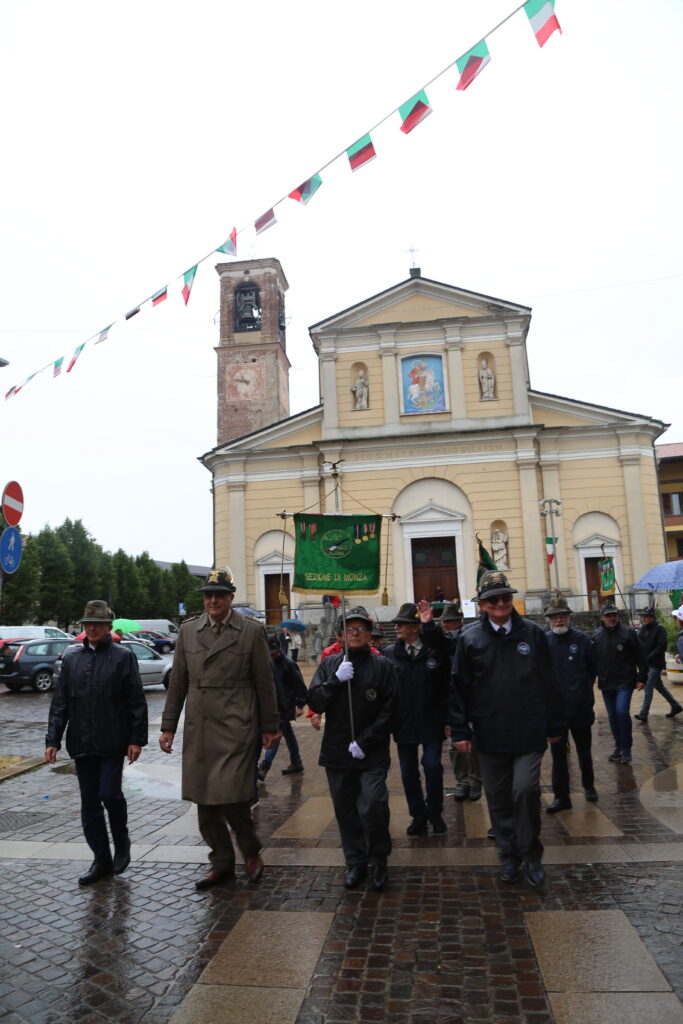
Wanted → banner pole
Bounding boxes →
[328,461,354,743]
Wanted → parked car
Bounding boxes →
[0,638,77,692]
[0,625,74,641]
[53,639,172,689]
[131,619,179,637]
[129,630,175,654]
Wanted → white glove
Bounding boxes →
[348,741,365,759]
[335,658,354,682]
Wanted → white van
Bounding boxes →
[133,619,179,637]
[0,625,73,641]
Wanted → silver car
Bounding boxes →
[53,639,172,689]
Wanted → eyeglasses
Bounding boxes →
[345,625,369,634]
[484,595,513,606]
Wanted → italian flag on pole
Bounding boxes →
[182,265,198,306]
[524,0,562,47]
[456,40,491,91]
[347,134,376,171]
[66,343,86,374]
[545,537,558,564]
[289,174,323,204]
[399,89,432,134]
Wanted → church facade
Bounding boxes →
[201,259,666,619]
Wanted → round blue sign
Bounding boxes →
[0,526,23,574]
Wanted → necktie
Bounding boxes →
[407,644,414,659]
[497,627,506,637]
[212,621,223,636]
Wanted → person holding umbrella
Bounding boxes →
[307,606,398,892]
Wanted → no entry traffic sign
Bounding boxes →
[1,481,24,527]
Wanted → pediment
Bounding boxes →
[574,532,620,549]
[310,275,529,335]
[255,551,294,566]
[400,503,466,524]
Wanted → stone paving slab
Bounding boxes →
[168,984,306,1024]
[550,992,683,1024]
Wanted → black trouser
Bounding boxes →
[550,725,594,798]
[326,766,391,869]
[197,801,262,872]
[75,755,128,864]
[478,750,543,863]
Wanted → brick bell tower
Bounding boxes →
[215,258,290,444]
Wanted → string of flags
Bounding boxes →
[4,0,561,402]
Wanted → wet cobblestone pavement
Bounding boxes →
[1,683,683,1023]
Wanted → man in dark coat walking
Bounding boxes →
[307,605,397,892]
[449,571,565,887]
[45,600,148,885]
[592,599,646,764]
[544,596,598,811]
[385,599,451,834]
[257,633,308,778]
[635,605,681,722]
[440,600,482,803]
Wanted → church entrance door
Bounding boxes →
[584,557,601,610]
[265,573,290,624]
[411,537,458,603]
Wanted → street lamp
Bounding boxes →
[539,498,562,592]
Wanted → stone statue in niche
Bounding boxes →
[351,369,369,410]
[478,359,496,400]
[491,528,509,570]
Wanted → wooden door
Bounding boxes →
[411,537,458,603]
[584,558,601,610]
[265,574,290,624]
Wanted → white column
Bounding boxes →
[319,339,338,434]
[378,330,399,425]
[505,318,531,419]
[515,431,546,592]
[620,453,650,583]
[443,327,467,420]
[227,480,247,601]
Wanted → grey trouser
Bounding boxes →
[326,767,392,869]
[478,750,544,862]
[449,746,482,785]
[197,801,261,872]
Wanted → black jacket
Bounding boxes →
[271,652,307,726]
[307,647,397,771]
[449,610,565,754]
[545,625,596,728]
[46,638,148,758]
[638,620,668,671]
[384,619,451,745]
[591,623,647,691]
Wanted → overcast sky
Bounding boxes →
[1,0,681,568]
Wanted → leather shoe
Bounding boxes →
[546,797,572,814]
[634,712,648,722]
[468,784,482,801]
[406,817,428,836]
[585,788,599,802]
[607,748,621,761]
[525,860,546,887]
[195,869,235,891]
[281,762,304,774]
[79,860,114,886]
[499,858,519,883]
[666,704,683,719]
[452,784,469,800]
[244,855,264,882]
[487,826,496,840]
[112,838,131,875]
[371,862,388,891]
[429,815,447,834]
[344,865,367,889]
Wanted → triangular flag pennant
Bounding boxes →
[125,306,140,321]
[53,357,64,378]
[182,265,198,306]
[96,324,112,345]
[5,385,17,400]
[545,537,558,564]
[289,174,323,205]
[399,89,432,134]
[216,228,237,256]
[456,40,491,91]
[151,287,168,307]
[66,343,86,373]
[524,0,561,47]
[254,209,276,235]
[347,134,376,171]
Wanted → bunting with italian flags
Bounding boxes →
[456,41,491,91]
[216,228,237,256]
[96,324,112,345]
[399,90,432,134]
[254,209,276,235]
[545,537,558,564]
[53,357,64,378]
[181,265,198,306]
[66,343,86,373]
[524,0,561,47]
[151,287,167,307]
[289,174,323,204]
[347,134,376,171]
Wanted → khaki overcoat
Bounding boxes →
[161,610,278,805]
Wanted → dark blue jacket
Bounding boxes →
[591,623,647,690]
[638,620,668,671]
[545,625,596,728]
[449,610,565,754]
[271,652,307,726]
[46,637,148,758]
[384,619,451,745]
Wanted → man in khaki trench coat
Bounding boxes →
[160,569,280,890]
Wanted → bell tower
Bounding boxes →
[215,258,290,445]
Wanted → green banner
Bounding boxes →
[599,557,615,595]
[293,513,381,593]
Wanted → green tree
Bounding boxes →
[0,533,40,624]
[36,527,75,628]
[111,549,145,616]
[56,518,104,623]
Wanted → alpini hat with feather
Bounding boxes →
[476,571,517,601]
[197,567,237,594]
[544,595,572,618]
